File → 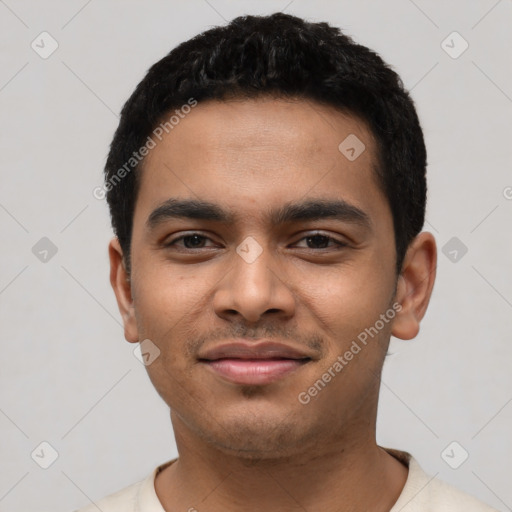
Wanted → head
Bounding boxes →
[107,13,436,459]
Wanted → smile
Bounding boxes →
[201,358,311,386]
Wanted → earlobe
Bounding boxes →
[108,237,139,343]
[391,232,437,341]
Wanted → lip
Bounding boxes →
[198,340,313,361]
[198,340,313,386]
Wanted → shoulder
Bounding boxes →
[420,475,498,511]
[72,479,141,512]
[384,447,499,512]
[72,460,175,512]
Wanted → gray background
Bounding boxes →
[1,1,511,511]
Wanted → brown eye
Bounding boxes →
[305,234,330,248]
[294,233,347,250]
[165,233,215,249]
[181,234,207,248]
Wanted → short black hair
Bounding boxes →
[104,12,427,276]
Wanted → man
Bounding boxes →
[77,12,497,512]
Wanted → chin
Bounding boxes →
[213,437,300,461]
[192,409,316,460]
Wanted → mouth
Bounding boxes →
[197,340,314,386]
[199,357,312,386]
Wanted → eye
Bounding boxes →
[164,233,217,249]
[294,233,347,250]
[163,232,347,252]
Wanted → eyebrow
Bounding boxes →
[146,198,372,231]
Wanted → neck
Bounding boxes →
[155,414,408,512]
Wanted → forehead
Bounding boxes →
[135,97,388,228]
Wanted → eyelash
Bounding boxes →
[163,232,348,251]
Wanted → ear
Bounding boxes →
[391,231,437,340]
[108,237,139,343]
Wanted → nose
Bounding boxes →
[212,238,296,324]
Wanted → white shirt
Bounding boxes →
[74,447,498,511]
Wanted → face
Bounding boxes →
[110,97,435,460]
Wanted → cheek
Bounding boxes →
[294,253,391,304]
[131,269,205,399]
[132,261,209,339]
[292,261,394,347]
